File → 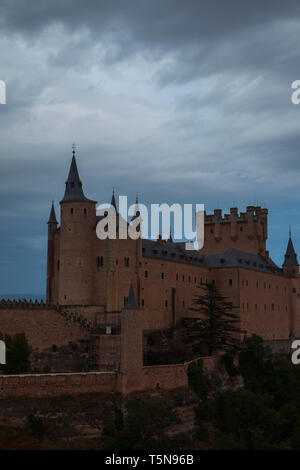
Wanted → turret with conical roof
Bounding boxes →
[283,230,299,277]
[46,201,58,303]
[124,282,139,310]
[120,282,143,394]
[111,189,117,211]
[47,201,58,224]
[58,148,97,305]
[61,147,93,202]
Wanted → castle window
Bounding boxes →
[57,260,60,271]
[182,275,185,282]
[264,283,266,289]
[106,326,112,335]
[161,272,164,280]
[176,273,178,281]
[97,256,104,268]
[188,276,191,282]
[182,301,185,307]
[212,279,215,285]
[242,280,244,286]
[124,257,130,267]
[255,304,258,310]
[145,270,148,279]
[210,229,214,234]
[271,303,274,311]
[246,280,248,286]
[165,300,168,307]
[256,281,259,288]
[293,288,296,293]
[70,208,74,215]
[83,208,87,216]
[142,299,144,307]
[116,259,118,265]
[229,279,232,286]
[194,277,197,283]
[240,226,243,231]
[264,304,266,311]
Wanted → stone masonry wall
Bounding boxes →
[0,371,116,398]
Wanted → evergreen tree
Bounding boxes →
[183,282,243,356]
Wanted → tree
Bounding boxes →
[183,282,243,356]
[0,332,31,374]
[102,397,191,450]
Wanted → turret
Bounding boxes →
[283,231,299,278]
[119,283,143,393]
[46,201,58,303]
[58,148,97,305]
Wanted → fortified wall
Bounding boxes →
[0,300,90,350]
[0,356,217,398]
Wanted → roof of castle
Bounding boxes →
[283,236,299,266]
[124,283,139,310]
[141,239,282,275]
[61,154,95,203]
[47,201,57,224]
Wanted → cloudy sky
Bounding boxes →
[1,0,300,295]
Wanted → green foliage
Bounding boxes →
[102,397,191,450]
[184,282,243,356]
[27,415,46,439]
[0,332,31,374]
[188,359,210,399]
[195,400,211,422]
[222,352,239,377]
[196,423,210,442]
[211,335,300,449]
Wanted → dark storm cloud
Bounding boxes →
[1,0,300,294]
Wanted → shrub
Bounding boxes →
[188,359,210,399]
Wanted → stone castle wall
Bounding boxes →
[0,371,116,398]
[0,301,88,350]
[0,356,217,397]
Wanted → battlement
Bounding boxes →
[201,206,268,256]
[0,299,56,309]
[204,206,268,224]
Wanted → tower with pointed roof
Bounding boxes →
[283,230,299,278]
[58,148,97,305]
[46,201,58,303]
[119,283,143,393]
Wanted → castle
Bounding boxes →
[47,151,300,342]
[0,151,299,396]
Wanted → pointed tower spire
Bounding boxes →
[47,201,57,224]
[61,146,89,202]
[124,283,139,310]
[283,232,299,266]
[111,189,117,210]
[131,194,141,221]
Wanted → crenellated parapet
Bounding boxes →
[201,206,268,256]
[0,299,55,309]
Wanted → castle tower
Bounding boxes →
[283,231,299,278]
[119,283,143,394]
[46,201,58,303]
[58,148,97,305]
[105,190,120,312]
[131,195,142,303]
